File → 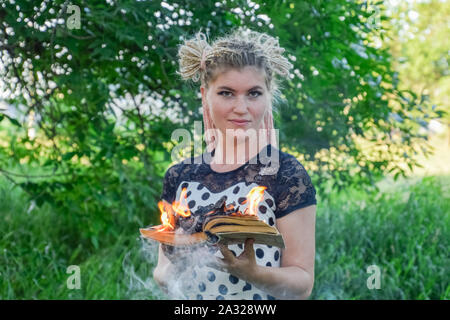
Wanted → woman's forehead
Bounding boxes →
[210,66,267,89]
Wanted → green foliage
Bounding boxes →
[312,175,449,299]
[0,0,444,245]
[1,172,448,299]
[258,0,443,194]
[386,0,450,121]
[0,172,164,299]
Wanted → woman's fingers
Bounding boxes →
[163,241,257,274]
[218,244,236,262]
[240,238,255,257]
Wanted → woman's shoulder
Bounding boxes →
[265,146,309,177]
[266,147,316,217]
[164,152,205,179]
[279,149,308,170]
[277,150,313,183]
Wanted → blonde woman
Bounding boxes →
[153,28,317,300]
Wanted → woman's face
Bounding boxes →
[201,66,270,144]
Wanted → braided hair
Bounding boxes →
[177,27,293,151]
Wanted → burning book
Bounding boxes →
[139,186,285,249]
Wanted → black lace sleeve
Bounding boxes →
[160,164,183,203]
[274,154,317,218]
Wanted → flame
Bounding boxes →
[154,186,267,232]
[172,187,192,218]
[154,187,192,232]
[156,201,175,232]
[245,186,267,216]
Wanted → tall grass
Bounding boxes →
[0,174,448,299]
[312,175,449,299]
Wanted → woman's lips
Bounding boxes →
[229,120,250,127]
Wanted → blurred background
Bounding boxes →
[0,0,448,299]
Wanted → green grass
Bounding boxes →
[0,174,448,299]
[311,175,449,299]
[0,174,166,300]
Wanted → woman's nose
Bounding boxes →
[233,96,248,113]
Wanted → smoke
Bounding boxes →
[161,241,225,300]
[122,238,168,300]
[123,236,223,300]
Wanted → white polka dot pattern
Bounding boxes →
[174,181,281,300]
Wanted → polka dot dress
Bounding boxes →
[159,144,317,300]
[174,181,281,300]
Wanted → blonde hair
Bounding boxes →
[177,27,293,152]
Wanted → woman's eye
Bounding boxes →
[250,91,262,98]
[218,91,262,97]
[218,91,232,97]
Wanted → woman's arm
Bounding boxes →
[216,204,316,299]
[153,244,176,294]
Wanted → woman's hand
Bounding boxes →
[209,238,259,282]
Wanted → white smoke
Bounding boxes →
[122,238,168,300]
[123,236,223,300]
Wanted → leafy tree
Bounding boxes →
[257,0,443,191]
[0,0,442,249]
[385,0,449,125]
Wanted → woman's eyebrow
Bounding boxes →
[217,85,263,91]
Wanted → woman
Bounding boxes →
[153,28,317,300]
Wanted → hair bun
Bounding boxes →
[177,27,293,91]
[177,32,211,83]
